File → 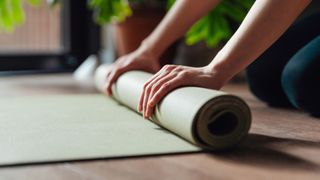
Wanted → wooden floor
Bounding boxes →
[0,73,320,180]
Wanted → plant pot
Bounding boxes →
[113,4,177,65]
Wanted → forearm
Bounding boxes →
[142,0,221,58]
[209,0,311,83]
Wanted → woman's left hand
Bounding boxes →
[138,64,227,119]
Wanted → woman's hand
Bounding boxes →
[138,64,227,119]
[104,45,161,95]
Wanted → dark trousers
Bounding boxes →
[246,12,320,117]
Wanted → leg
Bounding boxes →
[246,12,320,107]
[281,35,320,117]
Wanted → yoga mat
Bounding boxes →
[0,95,198,166]
[95,65,251,149]
[0,65,251,166]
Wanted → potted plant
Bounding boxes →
[0,0,253,65]
[89,0,175,65]
[168,0,254,48]
[166,0,254,68]
[89,0,253,65]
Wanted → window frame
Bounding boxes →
[0,1,100,73]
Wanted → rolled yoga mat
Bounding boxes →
[0,65,251,166]
[95,65,252,150]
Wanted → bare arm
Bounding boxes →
[105,0,221,94]
[208,0,311,83]
[140,0,311,118]
[142,0,221,58]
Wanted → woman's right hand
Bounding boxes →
[104,45,161,95]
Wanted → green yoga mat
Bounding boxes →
[0,65,251,166]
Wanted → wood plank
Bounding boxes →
[0,74,319,180]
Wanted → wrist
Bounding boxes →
[139,38,165,60]
[207,52,235,85]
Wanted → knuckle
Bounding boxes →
[143,82,149,89]
[116,66,125,72]
[145,84,153,92]
[162,82,171,89]
[152,81,161,90]
[151,97,158,104]
[163,64,176,71]
[112,70,120,77]
[178,71,188,77]
[163,65,170,69]
[172,67,181,73]
[108,76,114,83]
[150,85,156,92]
[153,95,159,101]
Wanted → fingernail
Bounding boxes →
[144,111,149,119]
[149,101,154,107]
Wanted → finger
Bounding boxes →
[138,66,168,112]
[138,73,160,112]
[106,71,111,80]
[149,72,176,103]
[145,74,176,118]
[104,57,126,95]
[138,65,176,112]
[102,68,112,92]
[104,70,112,84]
[105,67,126,95]
[146,77,182,118]
[141,67,173,116]
[104,70,116,95]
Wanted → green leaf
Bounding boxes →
[166,0,175,9]
[171,0,254,48]
[26,0,41,6]
[88,0,132,24]
[0,0,15,32]
[12,0,25,25]
[0,0,41,32]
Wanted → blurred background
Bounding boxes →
[0,0,253,75]
[0,0,99,73]
[0,0,319,78]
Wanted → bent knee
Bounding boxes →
[281,68,320,116]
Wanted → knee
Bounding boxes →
[281,36,320,116]
[281,64,320,116]
[281,64,299,108]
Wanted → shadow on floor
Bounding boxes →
[208,133,320,171]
